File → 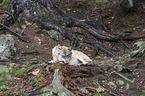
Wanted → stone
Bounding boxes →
[0,34,16,59]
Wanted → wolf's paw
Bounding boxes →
[48,60,54,63]
[82,62,89,64]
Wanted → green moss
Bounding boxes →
[13,67,29,77]
[127,17,139,22]
[76,77,82,82]
[10,48,16,57]
[0,85,8,91]
[1,0,11,4]
[0,92,10,96]
[30,76,44,84]
[95,0,108,4]
[1,0,12,9]
[98,75,108,80]
[58,92,68,96]
[36,76,44,82]
[17,90,23,95]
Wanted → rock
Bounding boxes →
[96,87,105,93]
[117,80,124,85]
[114,65,123,71]
[0,34,16,59]
[108,81,117,88]
[0,64,12,82]
[21,25,26,29]
[79,88,89,94]
[125,83,130,89]
[47,30,64,41]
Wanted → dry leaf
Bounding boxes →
[32,69,40,75]
[11,77,20,80]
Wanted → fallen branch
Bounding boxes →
[32,0,120,41]
[84,38,117,57]
[112,71,134,83]
[0,23,29,43]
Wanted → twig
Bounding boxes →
[21,51,41,55]
[119,40,131,49]
[0,59,26,64]
[0,23,29,43]
[84,38,117,57]
[0,10,16,23]
[112,71,134,83]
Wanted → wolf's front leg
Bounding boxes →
[48,56,58,63]
[78,58,88,64]
[48,60,54,63]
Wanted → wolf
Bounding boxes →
[49,45,92,66]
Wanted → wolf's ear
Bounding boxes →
[58,44,61,50]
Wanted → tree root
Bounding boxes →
[1,0,145,57]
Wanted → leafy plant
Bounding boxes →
[130,41,145,57]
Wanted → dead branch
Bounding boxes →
[0,23,29,42]
[113,71,134,83]
[84,38,117,57]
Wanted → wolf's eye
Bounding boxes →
[62,55,65,57]
[67,53,72,57]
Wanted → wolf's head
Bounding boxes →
[57,45,72,64]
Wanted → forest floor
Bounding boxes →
[0,0,145,95]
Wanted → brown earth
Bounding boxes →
[0,0,145,95]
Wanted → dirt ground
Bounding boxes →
[0,0,145,95]
[7,0,144,62]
